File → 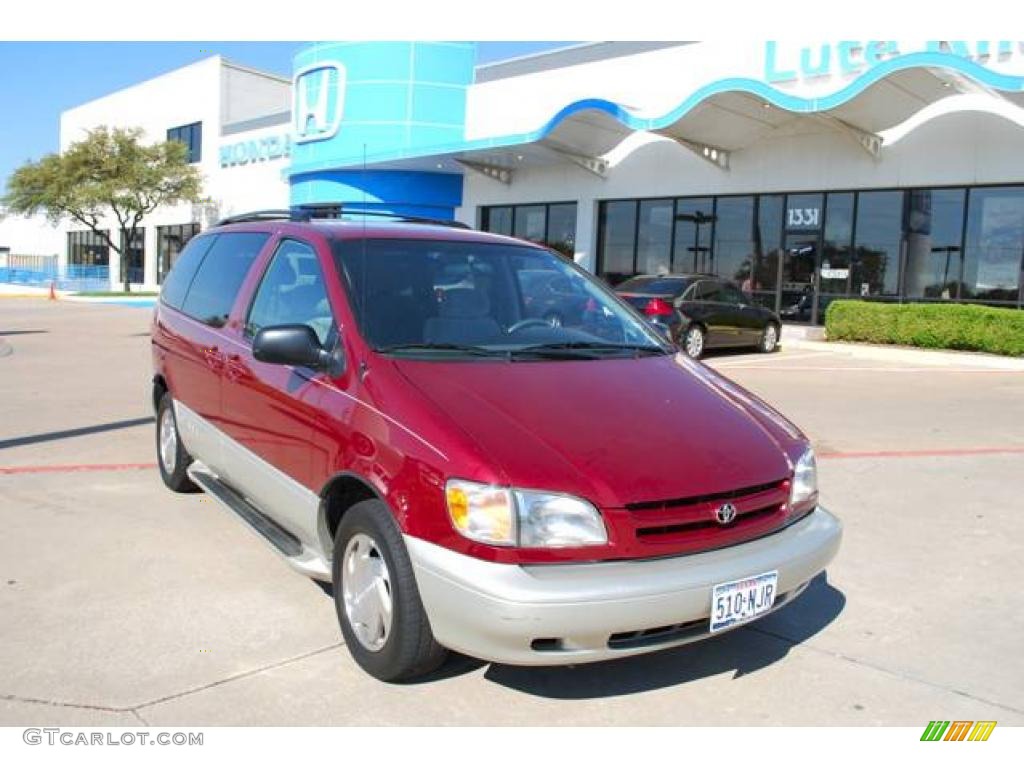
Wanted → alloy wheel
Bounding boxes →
[159,407,178,474]
[342,533,394,652]
[684,327,704,358]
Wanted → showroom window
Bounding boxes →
[963,186,1024,303]
[636,199,674,275]
[157,223,201,284]
[596,185,1024,312]
[712,196,755,286]
[821,192,855,297]
[481,202,577,258]
[67,230,110,268]
[851,190,904,297]
[904,189,967,299]
[597,200,638,284]
[167,121,203,164]
[120,228,146,284]
[672,197,715,273]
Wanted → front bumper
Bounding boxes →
[407,506,841,665]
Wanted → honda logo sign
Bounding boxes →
[292,61,345,144]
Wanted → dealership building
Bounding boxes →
[2,40,1024,319]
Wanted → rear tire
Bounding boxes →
[156,393,198,493]
[682,325,705,359]
[760,322,780,354]
[333,500,447,681]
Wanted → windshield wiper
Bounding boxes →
[375,342,508,358]
[511,341,668,359]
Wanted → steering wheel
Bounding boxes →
[506,318,554,334]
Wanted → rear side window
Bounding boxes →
[617,276,690,296]
[180,232,270,327]
[695,281,724,302]
[159,235,215,310]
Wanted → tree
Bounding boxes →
[2,126,204,292]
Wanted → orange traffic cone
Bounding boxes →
[48,281,57,301]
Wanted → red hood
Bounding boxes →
[392,353,799,509]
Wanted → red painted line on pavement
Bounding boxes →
[818,447,1024,460]
[0,462,157,475]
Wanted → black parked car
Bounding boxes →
[615,274,781,358]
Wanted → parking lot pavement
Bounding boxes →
[2,298,1023,725]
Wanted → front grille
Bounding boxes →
[625,479,784,512]
[635,503,779,539]
[614,477,793,558]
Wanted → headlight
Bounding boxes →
[513,489,607,547]
[446,479,607,548]
[789,447,818,511]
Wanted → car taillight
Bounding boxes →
[644,298,674,317]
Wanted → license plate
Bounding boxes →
[710,571,778,633]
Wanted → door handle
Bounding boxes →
[202,345,224,371]
[224,353,249,382]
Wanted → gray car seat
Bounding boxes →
[423,287,501,346]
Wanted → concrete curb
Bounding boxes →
[782,337,1024,370]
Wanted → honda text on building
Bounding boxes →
[151,207,842,680]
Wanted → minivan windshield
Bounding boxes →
[332,238,671,359]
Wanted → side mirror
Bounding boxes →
[253,324,340,373]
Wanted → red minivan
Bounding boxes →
[152,209,841,681]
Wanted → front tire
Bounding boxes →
[682,325,706,359]
[333,500,447,681]
[156,393,198,493]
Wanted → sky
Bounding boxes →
[0,41,578,193]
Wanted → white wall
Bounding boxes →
[0,212,64,258]
[458,107,1024,273]
[221,63,291,125]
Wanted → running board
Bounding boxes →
[187,465,332,580]
[189,465,303,556]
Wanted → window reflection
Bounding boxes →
[482,203,578,259]
[636,199,673,275]
[513,205,546,244]
[821,192,854,297]
[904,189,966,299]
[581,185,1024,309]
[599,200,638,284]
[713,196,755,287]
[964,187,1024,302]
[546,203,577,258]
[853,190,903,297]
[673,198,714,272]
[751,195,783,308]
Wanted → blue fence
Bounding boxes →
[0,264,111,293]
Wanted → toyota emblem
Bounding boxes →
[715,502,738,525]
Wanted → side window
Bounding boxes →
[719,283,747,305]
[180,233,270,326]
[160,235,216,310]
[698,281,725,302]
[247,240,335,346]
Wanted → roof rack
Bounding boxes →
[216,204,471,230]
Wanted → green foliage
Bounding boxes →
[825,300,1024,357]
[2,126,203,290]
